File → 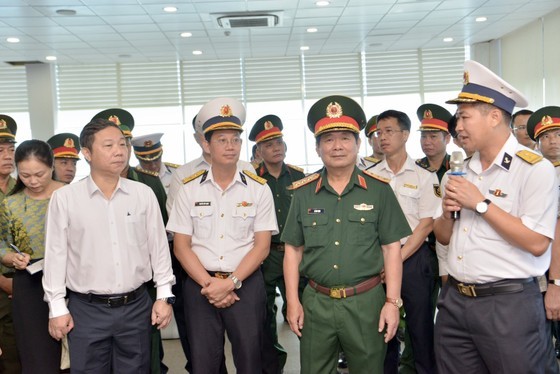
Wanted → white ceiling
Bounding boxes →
[0,0,558,65]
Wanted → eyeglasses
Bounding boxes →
[212,137,242,147]
[513,125,527,131]
[374,129,404,138]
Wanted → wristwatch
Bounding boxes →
[475,199,492,215]
[158,296,176,305]
[385,297,403,309]
[549,279,560,286]
[228,274,243,290]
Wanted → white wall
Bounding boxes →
[498,8,560,110]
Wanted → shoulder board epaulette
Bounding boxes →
[287,164,304,173]
[364,156,381,164]
[135,165,159,177]
[182,169,206,184]
[164,162,180,169]
[362,169,390,184]
[553,161,560,168]
[415,159,437,172]
[243,170,267,185]
[516,150,543,165]
[288,173,320,190]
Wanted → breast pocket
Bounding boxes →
[302,214,329,248]
[347,211,377,246]
[125,214,147,245]
[230,207,256,240]
[190,206,213,239]
[398,187,420,215]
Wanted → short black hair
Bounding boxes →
[511,109,534,128]
[377,110,411,131]
[80,118,121,150]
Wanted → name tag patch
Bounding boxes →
[307,208,324,214]
[195,201,211,206]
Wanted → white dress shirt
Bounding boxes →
[438,135,558,283]
[166,166,279,272]
[166,154,254,214]
[368,154,440,244]
[158,162,175,194]
[43,176,175,318]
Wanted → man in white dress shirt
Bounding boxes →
[167,97,278,373]
[43,118,175,373]
[433,60,558,373]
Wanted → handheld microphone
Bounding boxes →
[448,151,465,220]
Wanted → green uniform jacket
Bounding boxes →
[416,153,451,183]
[281,167,411,287]
[126,166,168,224]
[255,162,305,244]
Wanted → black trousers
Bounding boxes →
[183,270,266,374]
[384,243,436,374]
[435,277,549,374]
[67,287,152,374]
[13,269,61,374]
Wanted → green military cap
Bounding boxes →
[416,104,452,133]
[249,115,283,143]
[0,114,17,143]
[91,108,135,138]
[47,133,80,159]
[131,132,164,161]
[195,98,246,135]
[364,115,378,138]
[307,95,366,137]
[527,106,560,141]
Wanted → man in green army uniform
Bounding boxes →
[365,114,384,161]
[92,108,169,374]
[248,114,306,373]
[0,115,20,373]
[47,132,81,184]
[282,95,411,374]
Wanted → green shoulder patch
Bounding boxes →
[182,169,206,184]
[415,159,437,172]
[243,170,267,185]
[164,162,180,169]
[288,173,320,190]
[135,165,159,177]
[362,169,390,184]
[287,164,304,173]
[516,150,543,165]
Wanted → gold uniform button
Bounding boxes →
[335,241,340,246]
[312,222,317,226]
[220,234,224,239]
[277,209,281,213]
[221,213,224,218]
[478,176,483,181]
[463,227,468,232]
[336,218,341,223]
[220,256,224,260]
[337,197,341,201]
[457,255,463,260]
[360,217,365,223]
[333,264,339,269]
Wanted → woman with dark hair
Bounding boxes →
[0,140,64,373]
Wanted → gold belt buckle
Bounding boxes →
[214,272,230,280]
[457,282,477,297]
[329,287,347,299]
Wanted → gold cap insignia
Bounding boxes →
[64,138,75,148]
[108,115,121,126]
[326,102,343,119]
[220,105,233,117]
[144,140,153,147]
[0,119,6,129]
[423,109,433,119]
[463,71,470,85]
[264,120,273,130]
[543,115,554,127]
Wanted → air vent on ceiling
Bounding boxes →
[214,11,282,29]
